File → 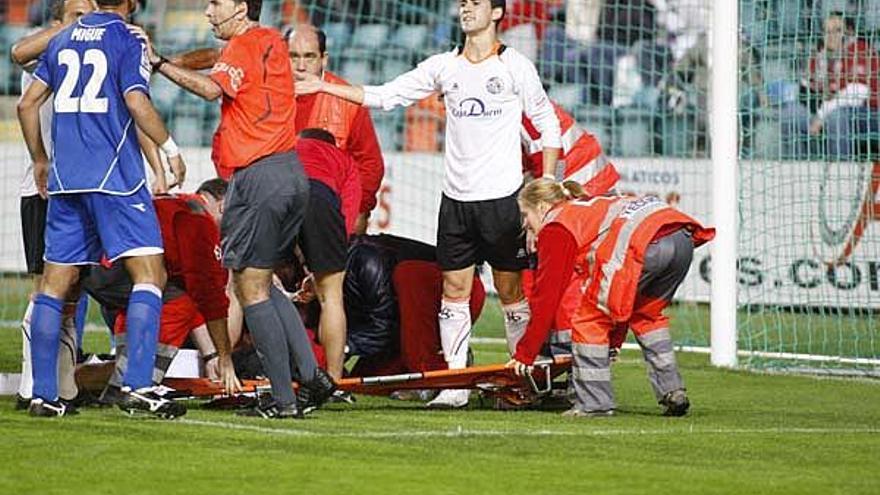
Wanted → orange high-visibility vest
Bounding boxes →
[522,101,619,197]
[545,196,715,322]
[301,71,360,149]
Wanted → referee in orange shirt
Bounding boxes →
[133,0,335,418]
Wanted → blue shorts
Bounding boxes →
[44,186,163,265]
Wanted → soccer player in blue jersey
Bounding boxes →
[17,0,187,418]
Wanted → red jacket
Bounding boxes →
[522,101,619,197]
[808,38,880,108]
[515,196,714,364]
[296,71,385,214]
[296,137,362,235]
[154,195,229,322]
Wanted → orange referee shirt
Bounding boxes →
[210,26,297,179]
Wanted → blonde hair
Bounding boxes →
[518,178,585,210]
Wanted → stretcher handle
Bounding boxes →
[525,363,552,395]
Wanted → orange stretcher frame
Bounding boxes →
[160,355,572,404]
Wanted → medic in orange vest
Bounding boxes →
[508,179,714,418]
[521,101,619,197]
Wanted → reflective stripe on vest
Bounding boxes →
[596,197,670,315]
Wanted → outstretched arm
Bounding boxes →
[169,47,221,71]
[10,24,66,68]
[297,54,442,110]
[128,25,223,101]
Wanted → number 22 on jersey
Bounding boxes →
[55,48,108,114]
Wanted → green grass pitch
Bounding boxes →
[0,303,879,494]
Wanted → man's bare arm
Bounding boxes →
[156,62,223,101]
[17,81,52,164]
[136,127,168,193]
[126,25,222,101]
[169,48,221,71]
[296,73,365,104]
[541,147,561,179]
[17,80,53,197]
[10,24,66,66]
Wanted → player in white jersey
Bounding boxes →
[297,0,562,408]
[12,0,95,411]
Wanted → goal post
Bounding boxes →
[710,0,739,368]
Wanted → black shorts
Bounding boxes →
[21,194,48,275]
[299,180,347,273]
[221,152,309,270]
[436,191,528,272]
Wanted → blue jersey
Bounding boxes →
[34,12,152,195]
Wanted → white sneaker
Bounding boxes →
[426,389,469,409]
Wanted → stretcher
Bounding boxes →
[75,355,571,406]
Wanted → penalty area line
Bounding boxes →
[177,419,880,439]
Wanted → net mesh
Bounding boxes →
[0,0,876,373]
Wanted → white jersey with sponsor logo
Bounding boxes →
[20,70,55,197]
[363,46,561,202]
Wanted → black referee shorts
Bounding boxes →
[436,190,528,272]
[221,152,309,270]
[21,194,48,275]
[299,180,348,274]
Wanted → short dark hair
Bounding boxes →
[283,27,327,55]
[299,128,337,145]
[49,0,65,22]
[96,0,125,7]
[197,178,229,200]
[491,0,506,25]
[238,0,262,22]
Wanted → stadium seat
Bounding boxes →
[381,59,412,82]
[351,24,390,51]
[341,60,373,85]
[776,0,804,37]
[613,107,653,157]
[391,24,429,49]
[149,77,183,115]
[323,22,352,52]
[751,117,783,159]
[761,58,792,85]
[865,0,880,32]
[575,106,613,154]
[373,110,404,151]
[548,84,583,111]
[157,27,199,53]
[660,113,698,158]
[172,115,203,147]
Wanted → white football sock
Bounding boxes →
[438,300,471,369]
[18,300,34,399]
[503,299,531,356]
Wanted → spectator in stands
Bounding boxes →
[498,0,550,62]
[581,0,669,106]
[287,25,385,234]
[784,11,880,160]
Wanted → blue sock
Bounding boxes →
[122,285,162,390]
[75,294,88,352]
[31,294,64,401]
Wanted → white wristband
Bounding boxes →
[160,136,180,158]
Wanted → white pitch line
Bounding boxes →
[177,419,880,440]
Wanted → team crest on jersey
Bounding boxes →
[486,76,504,95]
